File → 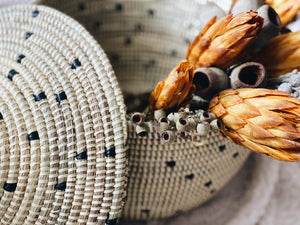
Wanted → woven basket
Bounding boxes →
[0,4,127,225]
[34,0,252,221]
[1,0,251,223]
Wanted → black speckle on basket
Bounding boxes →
[78,2,85,11]
[71,58,81,69]
[25,32,33,40]
[210,189,216,194]
[134,23,143,31]
[105,146,116,157]
[185,174,194,180]
[141,209,150,216]
[109,54,119,63]
[32,10,39,17]
[233,152,239,158]
[55,181,66,191]
[93,21,101,29]
[205,180,212,187]
[124,37,132,45]
[3,182,17,192]
[7,69,18,81]
[170,49,177,57]
[17,54,25,63]
[165,161,176,167]
[0,113,3,120]
[147,9,154,17]
[55,92,67,105]
[28,131,39,141]
[33,92,47,102]
[106,218,118,225]
[115,3,123,12]
[219,145,226,152]
[76,151,87,160]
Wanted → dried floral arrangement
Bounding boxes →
[129,0,300,162]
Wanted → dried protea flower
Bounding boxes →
[149,60,195,112]
[209,88,300,162]
[186,10,264,69]
[254,31,300,77]
[265,0,300,26]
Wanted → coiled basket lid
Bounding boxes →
[34,0,251,221]
[0,4,127,225]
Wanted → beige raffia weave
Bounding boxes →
[34,0,252,221]
[0,4,127,225]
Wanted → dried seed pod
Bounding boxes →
[265,0,300,26]
[154,109,166,122]
[167,112,175,122]
[176,117,190,132]
[209,88,300,162]
[230,62,266,88]
[135,123,149,137]
[157,122,171,134]
[252,5,281,49]
[188,117,197,130]
[254,31,300,77]
[193,67,230,100]
[199,111,217,122]
[161,130,176,143]
[196,122,210,136]
[131,112,145,125]
[210,119,223,133]
[186,10,264,69]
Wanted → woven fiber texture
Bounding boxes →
[35,0,252,220]
[0,4,127,225]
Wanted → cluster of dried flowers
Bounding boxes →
[131,0,300,161]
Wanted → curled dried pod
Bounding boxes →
[135,123,149,137]
[193,67,229,100]
[131,112,145,125]
[157,121,171,134]
[176,117,190,132]
[210,119,223,133]
[252,5,282,48]
[196,121,210,137]
[173,111,187,123]
[230,62,266,88]
[154,109,166,122]
[167,112,175,122]
[161,130,176,143]
[199,111,217,122]
[187,117,197,130]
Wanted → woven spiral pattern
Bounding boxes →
[0,4,127,225]
[35,0,251,220]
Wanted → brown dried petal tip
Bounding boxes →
[186,10,264,69]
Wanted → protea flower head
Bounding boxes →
[265,0,300,26]
[209,88,300,162]
[149,60,195,112]
[254,31,300,77]
[186,10,264,69]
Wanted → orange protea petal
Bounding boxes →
[149,60,195,112]
[187,10,263,69]
[209,88,300,162]
[254,31,300,77]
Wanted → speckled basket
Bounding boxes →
[5,0,251,222]
[0,4,127,225]
[33,0,252,221]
